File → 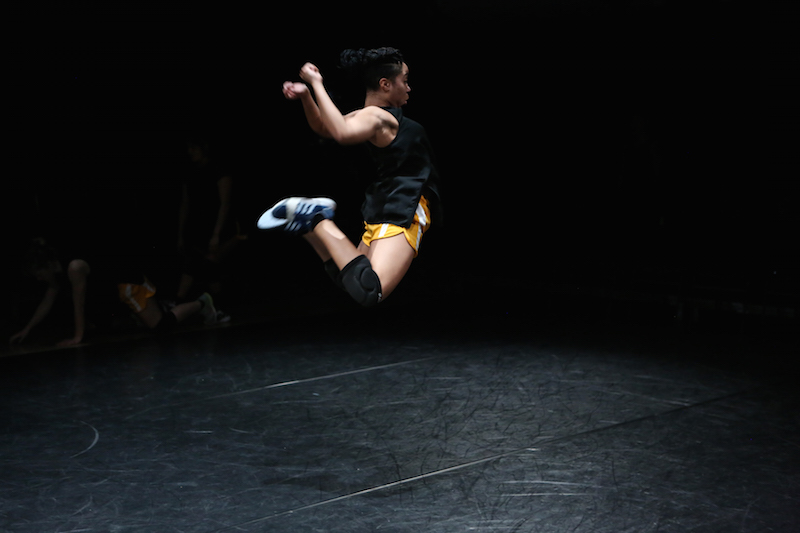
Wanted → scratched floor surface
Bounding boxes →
[1,298,798,533]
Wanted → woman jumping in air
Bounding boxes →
[259,47,442,307]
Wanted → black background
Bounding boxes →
[5,0,798,331]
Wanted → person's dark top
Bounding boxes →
[363,107,442,228]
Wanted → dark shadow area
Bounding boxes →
[5,2,797,352]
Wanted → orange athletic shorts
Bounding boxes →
[361,196,431,257]
[118,279,157,313]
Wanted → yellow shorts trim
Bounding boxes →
[118,279,157,313]
[361,196,431,257]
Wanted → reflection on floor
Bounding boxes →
[1,293,798,532]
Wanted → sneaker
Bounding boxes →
[197,293,217,325]
[215,309,232,323]
[257,197,337,233]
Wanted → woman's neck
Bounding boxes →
[364,92,393,108]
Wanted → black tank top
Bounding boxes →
[363,107,441,228]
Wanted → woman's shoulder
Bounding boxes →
[347,105,399,122]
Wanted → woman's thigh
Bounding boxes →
[361,234,415,298]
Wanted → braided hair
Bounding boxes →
[339,47,405,92]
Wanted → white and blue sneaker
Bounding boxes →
[257,197,337,234]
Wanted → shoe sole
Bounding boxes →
[257,198,290,229]
[257,197,337,230]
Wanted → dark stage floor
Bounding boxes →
[2,292,798,533]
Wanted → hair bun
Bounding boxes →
[339,47,403,71]
[339,48,367,71]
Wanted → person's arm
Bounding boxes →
[9,282,60,344]
[299,63,384,145]
[208,175,233,255]
[283,81,332,138]
[177,183,189,251]
[58,259,90,347]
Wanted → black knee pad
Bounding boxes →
[154,311,178,334]
[339,255,382,307]
[323,259,345,291]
